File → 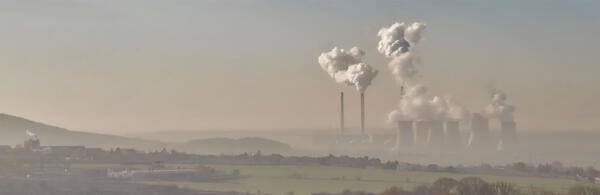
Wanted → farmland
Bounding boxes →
[135,164,583,195]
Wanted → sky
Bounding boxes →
[0,0,599,133]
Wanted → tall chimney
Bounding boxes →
[340,92,344,135]
[360,93,365,134]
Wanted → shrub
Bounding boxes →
[568,185,600,195]
[431,177,458,195]
[456,177,495,195]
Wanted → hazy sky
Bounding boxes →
[1,0,599,133]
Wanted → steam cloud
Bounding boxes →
[318,47,378,93]
[377,22,426,57]
[381,22,469,123]
[387,85,469,122]
[484,88,515,121]
[377,22,426,84]
[25,129,37,138]
[337,63,379,93]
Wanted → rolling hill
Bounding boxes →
[0,114,294,154]
[0,113,165,150]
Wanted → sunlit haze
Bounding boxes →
[1,1,599,133]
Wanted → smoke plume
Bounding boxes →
[387,85,469,122]
[318,47,378,93]
[445,96,470,121]
[318,47,364,77]
[380,22,471,124]
[377,22,426,84]
[25,129,37,138]
[377,22,426,57]
[335,63,379,93]
[484,88,515,121]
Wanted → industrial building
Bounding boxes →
[396,120,414,147]
[427,120,444,147]
[501,120,517,145]
[24,136,41,151]
[414,121,430,146]
[444,120,461,146]
[469,113,491,147]
[392,112,517,150]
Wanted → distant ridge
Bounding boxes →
[0,113,165,150]
[0,114,295,155]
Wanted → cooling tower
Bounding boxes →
[445,120,461,146]
[397,120,414,147]
[340,92,344,135]
[428,120,444,146]
[360,93,365,134]
[500,120,517,144]
[415,121,430,146]
[470,113,490,147]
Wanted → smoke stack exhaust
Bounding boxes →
[361,93,365,134]
[340,92,345,135]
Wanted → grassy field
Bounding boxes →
[133,164,583,195]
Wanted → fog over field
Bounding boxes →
[123,129,600,167]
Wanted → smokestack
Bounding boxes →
[361,93,365,134]
[340,92,345,135]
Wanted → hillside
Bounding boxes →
[0,113,165,150]
[177,137,293,155]
[0,114,295,155]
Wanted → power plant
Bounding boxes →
[444,120,461,146]
[396,120,414,146]
[414,121,430,146]
[470,113,491,147]
[427,120,444,147]
[320,22,518,151]
[390,112,518,150]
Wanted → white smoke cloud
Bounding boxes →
[387,52,419,84]
[387,85,470,122]
[484,88,515,121]
[381,22,471,124]
[25,129,37,138]
[335,63,379,93]
[404,23,427,46]
[318,47,378,93]
[387,85,443,121]
[377,22,426,57]
[318,47,364,78]
[445,96,470,121]
[378,22,426,84]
